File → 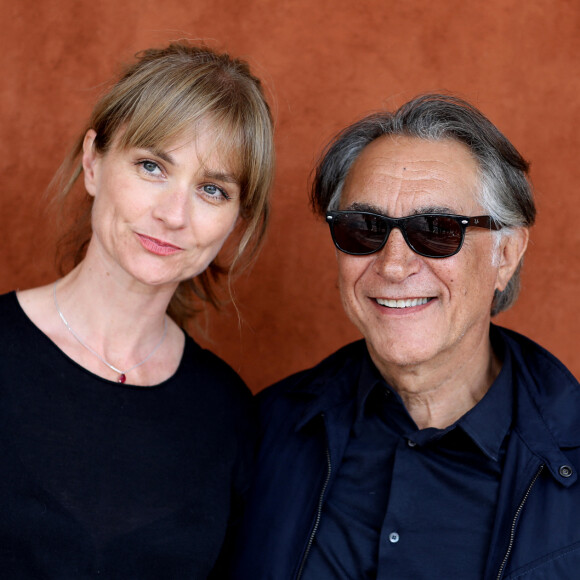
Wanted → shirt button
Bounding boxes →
[559,465,573,478]
[407,439,416,448]
[389,532,400,543]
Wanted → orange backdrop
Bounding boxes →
[1,0,578,391]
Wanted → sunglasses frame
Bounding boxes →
[326,210,502,258]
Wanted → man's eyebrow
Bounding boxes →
[410,205,457,215]
[346,202,457,215]
[347,202,384,213]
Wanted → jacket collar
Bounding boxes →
[288,328,580,485]
[496,325,580,486]
[290,341,367,432]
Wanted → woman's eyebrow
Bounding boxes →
[138,147,241,185]
[202,169,241,185]
[140,146,175,165]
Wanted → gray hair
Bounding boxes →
[311,94,536,315]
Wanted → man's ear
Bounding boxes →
[82,129,99,197]
[495,227,530,292]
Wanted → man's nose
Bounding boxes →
[372,227,421,280]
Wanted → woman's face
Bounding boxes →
[82,127,241,291]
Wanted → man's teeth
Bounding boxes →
[376,298,430,308]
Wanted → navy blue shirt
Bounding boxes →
[302,342,513,579]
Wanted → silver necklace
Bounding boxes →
[53,282,168,384]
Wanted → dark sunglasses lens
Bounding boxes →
[406,215,462,257]
[332,213,388,254]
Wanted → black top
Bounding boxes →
[302,340,513,579]
[0,292,255,579]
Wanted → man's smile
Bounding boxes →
[374,297,433,309]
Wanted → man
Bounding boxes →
[231,94,580,579]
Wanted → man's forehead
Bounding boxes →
[341,135,481,213]
[351,135,477,174]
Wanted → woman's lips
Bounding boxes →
[136,233,183,256]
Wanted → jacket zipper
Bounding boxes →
[295,444,332,580]
[496,464,544,580]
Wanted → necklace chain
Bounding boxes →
[53,282,168,384]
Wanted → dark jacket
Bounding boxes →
[230,325,580,579]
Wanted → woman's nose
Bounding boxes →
[152,187,189,229]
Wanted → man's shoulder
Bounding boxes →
[495,324,580,444]
[494,324,578,388]
[256,339,367,414]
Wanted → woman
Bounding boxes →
[0,43,274,578]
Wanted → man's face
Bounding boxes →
[336,135,512,373]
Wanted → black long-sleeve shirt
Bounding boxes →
[0,291,254,579]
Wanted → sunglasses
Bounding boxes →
[326,210,502,258]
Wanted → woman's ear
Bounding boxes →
[495,227,530,292]
[82,129,99,197]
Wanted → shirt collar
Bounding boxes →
[356,349,388,422]
[457,335,513,461]
[356,335,513,462]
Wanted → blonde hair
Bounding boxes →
[53,42,275,324]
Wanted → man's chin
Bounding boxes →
[365,335,443,371]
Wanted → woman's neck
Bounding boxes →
[18,259,185,386]
[57,259,176,343]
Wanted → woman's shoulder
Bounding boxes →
[179,334,252,401]
[0,291,17,308]
[173,336,256,437]
[0,290,57,361]
[0,290,29,330]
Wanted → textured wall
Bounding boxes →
[1,0,578,391]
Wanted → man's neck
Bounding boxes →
[369,333,501,430]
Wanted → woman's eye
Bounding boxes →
[139,160,162,176]
[202,184,230,200]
